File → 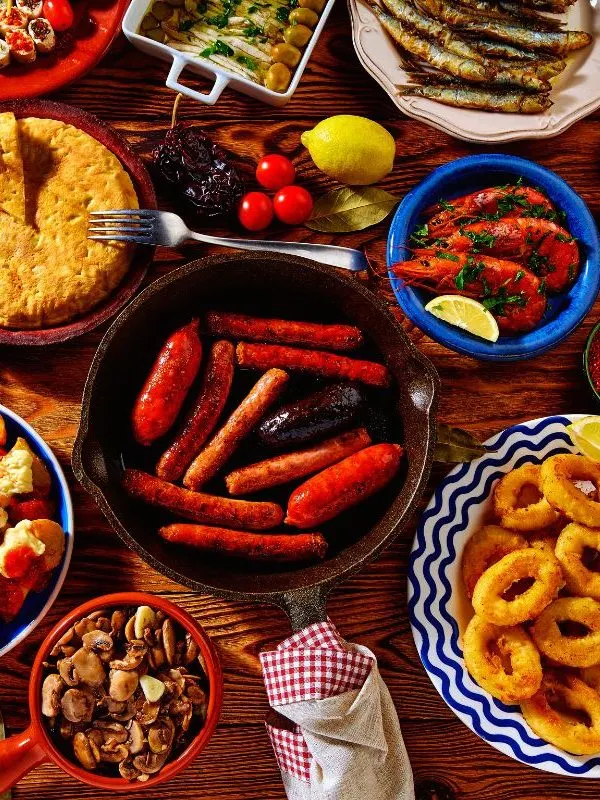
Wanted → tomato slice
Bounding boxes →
[3,545,39,579]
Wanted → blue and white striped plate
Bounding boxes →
[408,413,600,778]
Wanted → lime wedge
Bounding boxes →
[567,416,600,462]
[424,295,499,343]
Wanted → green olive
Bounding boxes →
[298,0,326,12]
[289,7,318,26]
[265,62,291,92]
[140,12,158,30]
[270,42,301,67]
[283,23,312,47]
[151,1,171,20]
[146,26,167,40]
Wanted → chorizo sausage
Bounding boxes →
[132,319,203,446]
[122,468,283,530]
[236,343,390,388]
[183,368,289,490]
[159,523,327,562]
[225,428,372,495]
[205,311,363,351]
[285,443,403,528]
[258,382,366,448]
[156,340,235,482]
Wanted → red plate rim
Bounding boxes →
[0,0,129,99]
[0,98,157,346]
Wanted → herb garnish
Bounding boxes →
[455,257,485,290]
[275,5,289,21]
[435,251,460,262]
[464,229,496,250]
[201,38,235,55]
[237,53,257,69]
[179,18,196,30]
[482,287,526,316]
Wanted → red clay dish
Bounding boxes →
[0,99,157,346]
[0,0,128,100]
[0,592,223,793]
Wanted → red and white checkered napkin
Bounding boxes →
[260,621,414,800]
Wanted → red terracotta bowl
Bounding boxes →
[0,0,128,99]
[0,99,157,346]
[0,592,223,792]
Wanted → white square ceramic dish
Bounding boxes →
[122,0,336,106]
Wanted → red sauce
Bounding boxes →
[0,579,25,621]
[3,545,39,579]
[589,333,600,393]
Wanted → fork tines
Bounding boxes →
[88,209,156,243]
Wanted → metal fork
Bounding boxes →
[88,209,368,272]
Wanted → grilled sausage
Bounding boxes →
[183,368,289,490]
[236,343,390,388]
[122,468,283,530]
[156,340,235,482]
[159,523,327,562]
[205,311,363,351]
[258,382,366,448]
[132,319,202,446]
[285,443,403,528]
[226,428,372,495]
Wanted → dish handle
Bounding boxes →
[277,585,329,633]
[0,725,47,792]
[166,55,229,105]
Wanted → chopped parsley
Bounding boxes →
[435,251,460,261]
[410,222,429,247]
[515,270,525,282]
[237,53,257,69]
[528,250,552,275]
[455,257,485,290]
[244,21,263,35]
[555,232,574,243]
[482,287,526,316]
[248,4,258,10]
[179,18,196,30]
[464,229,497,250]
[201,38,234,55]
[275,5,290,21]
[538,277,547,294]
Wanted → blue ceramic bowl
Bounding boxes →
[387,154,600,362]
[0,405,74,657]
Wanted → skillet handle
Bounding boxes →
[0,725,47,792]
[278,585,329,633]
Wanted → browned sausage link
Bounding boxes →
[183,368,289,490]
[132,319,203,446]
[205,311,363,351]
[159,523,327,562]
[285,443,403,528]
[225,427,372,495]
[156,340,235,482]
[122,468,283,530]
[236,343,390,388]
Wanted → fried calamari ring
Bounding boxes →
[580,666,600,693]
[461,526,528,599]
[528,532,558,556]
[531,597,600,667]
[555,523,600,599]
[493,463,559,531]
[463,615,542,704]
[521,671,600,755]
[472,549,562,626]
[540,454,600,527]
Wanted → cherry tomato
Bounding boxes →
[255,155,296,192]
[42,0,74,30]
[3,546,39,580]
[238,192,274,232]
[10,497,54,524]
[273,185,314,225]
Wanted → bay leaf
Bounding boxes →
[434,424,494,463]
[305,186,399,233]
[0,709,11,800]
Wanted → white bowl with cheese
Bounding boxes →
[122,0,336,106]
[0,404,74,658]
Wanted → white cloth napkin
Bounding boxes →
[260,620,414,800]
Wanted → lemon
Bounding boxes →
[425,295,499,343]
[566,417,600,462]
[300,115,395,186]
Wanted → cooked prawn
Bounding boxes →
[391,253,547,333]
[425,185,555,237]
[434,217,579,293]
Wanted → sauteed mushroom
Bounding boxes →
[41,604,211,782]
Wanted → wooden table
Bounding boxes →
[1,4,600,798]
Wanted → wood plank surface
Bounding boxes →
[1,1,600,798]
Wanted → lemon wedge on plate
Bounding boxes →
[567,417,600,462]
[424,295,499,343]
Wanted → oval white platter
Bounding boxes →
[347,0,600,143]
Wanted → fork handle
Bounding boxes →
[187,232,366,272]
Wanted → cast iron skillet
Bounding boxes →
[72,254,439,631]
